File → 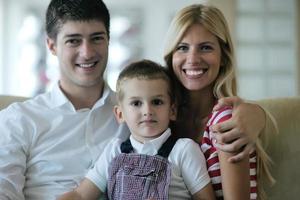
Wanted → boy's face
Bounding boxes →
[47,20,109,92]
[114,78,176,143]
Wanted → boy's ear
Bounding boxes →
[170,103,177,121]
[46,37,57,56]
[113,105,125,124]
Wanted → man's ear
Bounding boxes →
[170,103,177,121]
[113,105,125,124]
[46,37,57,56]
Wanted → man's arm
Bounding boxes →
[0,109,27,199]
[211,97,276,162]
[58,178,102,200]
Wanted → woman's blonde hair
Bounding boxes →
[163,4,274,199]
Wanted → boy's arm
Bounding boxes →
[192,183,216,200]
[58,178,102,200]
[178,139,216,200]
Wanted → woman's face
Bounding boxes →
[172,23,221,92]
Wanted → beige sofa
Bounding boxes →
[258,97,300,199]
[0,95,29,110]
[0,95,299,199]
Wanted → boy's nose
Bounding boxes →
[143,104,153,116]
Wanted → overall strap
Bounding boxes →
[120,138,134,153]
[120,135,178,158]
[157,135,177,158]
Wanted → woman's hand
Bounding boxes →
[211,97,266,163]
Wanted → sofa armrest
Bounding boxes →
[257,97,300,199]
[0,95,28,110]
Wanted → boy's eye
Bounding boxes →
[152,99,163,106]
[130,100,142,107]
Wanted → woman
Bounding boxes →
[164,4,274,199]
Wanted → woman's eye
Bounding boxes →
[200,45,213,51]
[152,99,163,106]
[176,45,188,52]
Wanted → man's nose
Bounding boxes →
[80,41,95,59]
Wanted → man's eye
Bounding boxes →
[152,99,163,105]
[66,39,80,46]
[92,36,105,43]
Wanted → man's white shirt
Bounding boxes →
[0,83,129,200]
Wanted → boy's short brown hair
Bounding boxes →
[116,59,175,104]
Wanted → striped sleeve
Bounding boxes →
[200,107,257,199]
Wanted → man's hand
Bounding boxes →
[211,97,265,163]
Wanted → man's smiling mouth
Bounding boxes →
[76,62,98,68]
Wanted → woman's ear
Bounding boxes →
[113,105,125,124]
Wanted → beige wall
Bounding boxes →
[208,0,237,46]
[209,0,300,96]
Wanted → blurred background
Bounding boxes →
[0,0,299,100]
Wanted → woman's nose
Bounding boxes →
[187,49,201,64]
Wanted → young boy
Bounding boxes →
[59,60,215,200]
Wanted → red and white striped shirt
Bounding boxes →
[200,107,257,199]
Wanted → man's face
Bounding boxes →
[47,20,109,92]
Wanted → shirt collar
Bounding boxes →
[129,128,171,155]
[48,81,115,111]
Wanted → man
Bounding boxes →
[0,0,129,199]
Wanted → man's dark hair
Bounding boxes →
[46,0,110,40]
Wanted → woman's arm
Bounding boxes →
[57,178,102,200]
[208,107,251,200]
[218,150,250,200]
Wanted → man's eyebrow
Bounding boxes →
[63,31,107,38]
[91,31,107,36]
[64,34,81,38]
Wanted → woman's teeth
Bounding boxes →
[185,69,204,76]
